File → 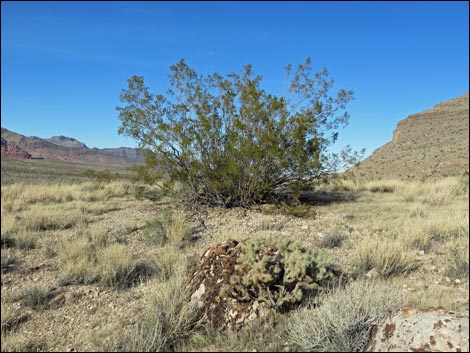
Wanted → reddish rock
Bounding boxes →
[1,138,32,159]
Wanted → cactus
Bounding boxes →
[225,236,338,311]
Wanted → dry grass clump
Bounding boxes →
[21,285,52,309]
[286,280,404,352]
[58,225,156,288]
[90,268,202,352]
[406,285,464,311]
[19,204,84,232]
[401,212,468,251]
[0,251,19,273]
[1,181,133,206]
[144,210,192,247]
[351,238,417,278]
[1,301,29,335]
[318,233,346,249]
[363,179,404,193]
[445,236,469,279]
[397,177,467,206]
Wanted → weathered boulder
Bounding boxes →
[364,307,469,352]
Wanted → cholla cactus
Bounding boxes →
[227,236,338,310]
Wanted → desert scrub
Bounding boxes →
[351,238,417,278]
[364,179,403,193]
[280,203,316,218]
[144,210,192,247]
[228,236,339,310]
[1,297,30,334]
[18,204,84,232]
[1,251,19,273]
[397,177,466,206]
[318,233,346,248]
[92,270,202,352]
[286,280,404,352]
[58,226,156,287]
[21,285,51,309]
[445,236,469,279]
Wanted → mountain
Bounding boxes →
[353,93,469,179]
[1,127,143,166]
[100,147,145,163]
[1,137,32,159]
[45,135,88,149]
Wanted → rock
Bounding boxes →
[49,291,81,307]
[365,268,380,280]
[64,292,81,305]
[1,138,32,159]
[364,307,469,352]
[49,292,66,306]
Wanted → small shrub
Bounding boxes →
[21,285,51,309]
[318,233,346,248]
[285,280,404,352]
[143,215,168,246]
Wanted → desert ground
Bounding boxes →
[1,159,468,352]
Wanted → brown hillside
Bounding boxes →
[1,138,32,159]
[354,93,469,180]
[1,128,139,166]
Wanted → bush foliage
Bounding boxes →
[117,58,362,207]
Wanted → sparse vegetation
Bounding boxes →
[351,238,418,278]
[1,170,468,351]
[285,280,404,352]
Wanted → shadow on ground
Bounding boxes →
[298,190,358,206]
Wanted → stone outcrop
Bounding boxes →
[1,138,32,159]
[354,93,469,179]
[364,307,469,352]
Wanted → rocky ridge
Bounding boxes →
[354,93,469,179]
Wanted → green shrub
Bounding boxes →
[117,58,361,207]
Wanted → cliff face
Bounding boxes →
[354,93,469,179]
[1,138,32,159]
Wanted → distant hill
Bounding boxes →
[100,147,145,163]
[45,135,88,149]
[1,127,144,166]
[353,93,469,179]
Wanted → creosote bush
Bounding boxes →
[117,58,363,207]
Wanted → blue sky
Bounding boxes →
[1,1,469,157]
